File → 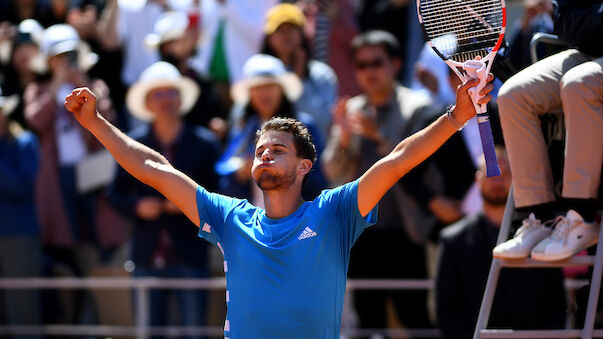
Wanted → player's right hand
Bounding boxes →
[64,87,98,127]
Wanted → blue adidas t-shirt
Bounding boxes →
[196,179,378,338]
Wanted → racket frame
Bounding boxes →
[417,0,506,176]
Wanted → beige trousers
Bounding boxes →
[498,49,603,208]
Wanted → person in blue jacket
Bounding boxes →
[0,88,43,332]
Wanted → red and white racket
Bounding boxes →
[417,0,506,177]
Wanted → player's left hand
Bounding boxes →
[453,73,494,124]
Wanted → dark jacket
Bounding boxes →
[435,214,567,339]
[553,0,603,57]
[0,131,40,236]
[107,123,220,267]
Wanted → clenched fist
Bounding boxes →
[64,87,98,127]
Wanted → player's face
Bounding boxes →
[353,46,400,95]
[252,131,301,191]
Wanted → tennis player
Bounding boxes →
[64,73,493,338]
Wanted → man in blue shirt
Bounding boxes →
[64,72,493,338]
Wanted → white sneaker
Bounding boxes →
[493,213,552,259]
[531,210,599,262]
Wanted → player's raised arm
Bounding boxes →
[64,87,202,226]
[356,75,494,217]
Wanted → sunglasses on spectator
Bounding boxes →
[354,58,386,70]
[148,88,180,100]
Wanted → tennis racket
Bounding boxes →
[417,0,505,177]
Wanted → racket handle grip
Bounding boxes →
[477,114,501,177]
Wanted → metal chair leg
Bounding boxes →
[581,219,603,339]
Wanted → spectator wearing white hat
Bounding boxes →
[107,61,220,338]
[145,11,228,138]
[218,53,327,206]
[23,24,127,313]
[0,86,43,334]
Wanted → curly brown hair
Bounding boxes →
[255,117,317,164]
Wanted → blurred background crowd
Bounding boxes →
[0,0,589,338]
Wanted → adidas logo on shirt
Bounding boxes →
[298,227,317,240]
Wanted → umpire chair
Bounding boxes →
[473,33,603,339]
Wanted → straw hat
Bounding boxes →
[126,61,199,122]
[145,11,189,49]
[30,24,98,73]
[230,54,302,105]
[264,3,306,35]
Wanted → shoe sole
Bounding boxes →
[492,251,530,260]
[531,238,599,262]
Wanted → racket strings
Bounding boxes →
[422,14,503,33]
[419,0,504,61]
[422,23,502,45]
[454,38,498,62]
[421,4,503,35]
[456,51,487,63]
[422,25,502,40]
[421,1,502,19]
[421,4,502,26]
[420,0,501,15]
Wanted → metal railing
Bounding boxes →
[0,277,587,338]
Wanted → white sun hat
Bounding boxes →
[18,19,44,44]
[126,61,200,122]
[30,24,98,74]
[145,11,189,50]
[230,54,303,105]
